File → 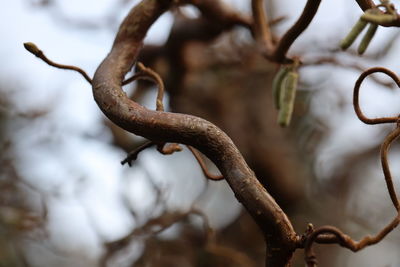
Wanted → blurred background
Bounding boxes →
[1,0,400,266]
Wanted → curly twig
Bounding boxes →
[382,125,400,208]
[354,67,400,124]
[187,146,224,181]
[303,67,400,266]
[305,211,400,266]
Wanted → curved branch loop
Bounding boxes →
[304,67,400,266]
[353,67,400,124]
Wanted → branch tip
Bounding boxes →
[23,42,41,56]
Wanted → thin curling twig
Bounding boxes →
[136,62,165,111]
[303,67,400,266]
[23,42,92,84]
[305,210,400,266]
[380,124,400,210]
[187,146,224,181]
[122,62,165,111]
[121,61,180,165]
[353,67,400,124]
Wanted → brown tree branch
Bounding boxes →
[91,0,298,266]
[25,0,400,265]
[355,0,376,11]
[271,0,322,63]
[252,0,322,63]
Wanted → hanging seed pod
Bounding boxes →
[340,18,368,50]
[278,71,298,127]
[272,66,290,110]
[358,23,378,55]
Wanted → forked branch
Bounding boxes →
[252,0,322,63]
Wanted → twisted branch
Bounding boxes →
[25,0,400,265]
[91,1,298,265]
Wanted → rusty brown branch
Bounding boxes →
[353,67,400,124]
[92,0,298,266]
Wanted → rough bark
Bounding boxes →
[92,0,299,265]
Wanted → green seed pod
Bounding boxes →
[272,66,289,110]
[278,71,298,127]
[340,18,368,50]
[358,23,378,55]
[361,12,397,24]
[23,42,41,56]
